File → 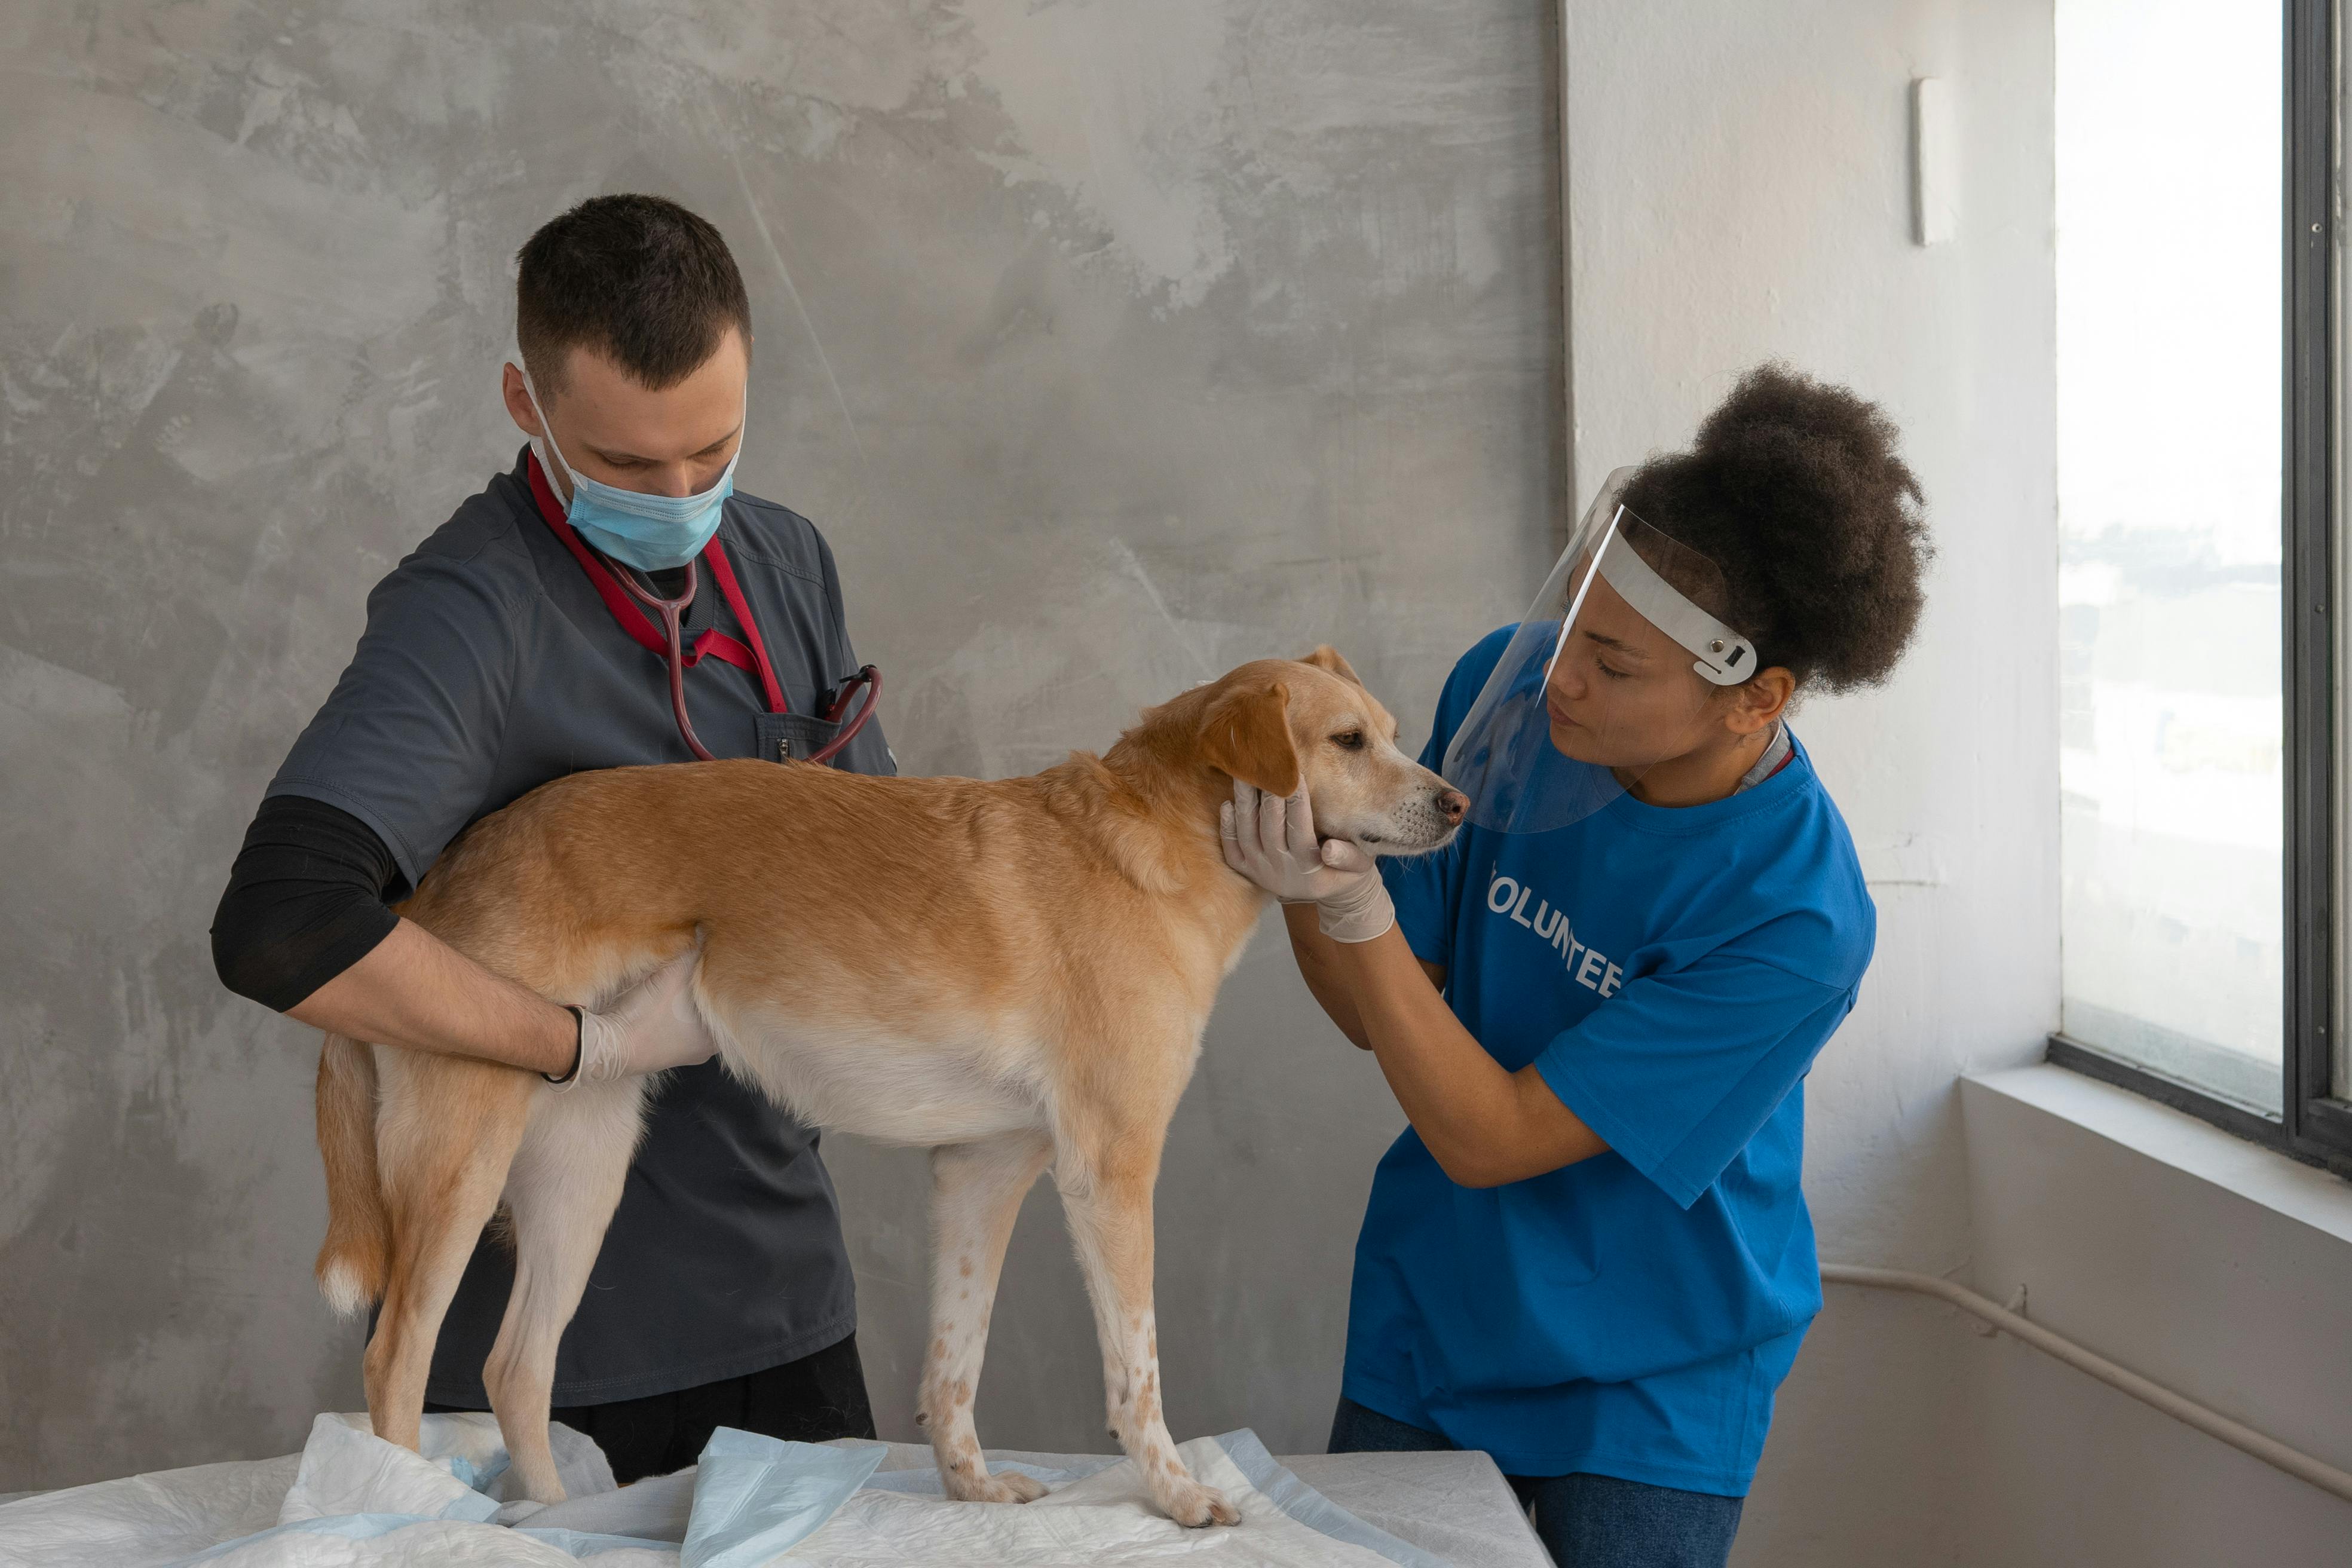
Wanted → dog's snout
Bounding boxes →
[1435,787,1467,826]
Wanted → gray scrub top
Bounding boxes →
[269,448,889,1406]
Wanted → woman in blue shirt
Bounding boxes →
[1223,366,1928,1567]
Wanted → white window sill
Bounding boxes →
[1967,1062,2352,1245]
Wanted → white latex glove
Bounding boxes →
[551,947,719,1088]
[1219,780,1395,943]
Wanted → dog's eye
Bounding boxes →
[1331,730,1366,751]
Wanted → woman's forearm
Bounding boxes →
[1332,925,1608,1187]
[288,917,578,1075]
[1285,904,1374,1048]
[1287,905,1457,1051]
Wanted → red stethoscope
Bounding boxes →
[525,451,880,765]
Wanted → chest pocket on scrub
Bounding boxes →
[752,709,846,764]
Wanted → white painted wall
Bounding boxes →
[1569,7,2352,1566]
[1561,1,2063,1562]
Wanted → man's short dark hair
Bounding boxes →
[516,194,752,394]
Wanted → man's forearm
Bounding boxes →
[287,917,577,1075]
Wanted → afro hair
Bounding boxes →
[1619,364,1931,691]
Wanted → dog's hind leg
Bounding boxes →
[923,1128,1054,1503]
[483,1084,645,1503]
[1054,1118,1239,1529]
[364,1057,534,1453]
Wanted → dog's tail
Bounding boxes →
[314,1034,390,1317]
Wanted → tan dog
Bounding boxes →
[313,648,1463,1526]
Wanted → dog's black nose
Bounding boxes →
[1435,788,1467,825]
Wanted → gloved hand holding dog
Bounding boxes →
[1220,780,1396,942]
[554,947,720,1088]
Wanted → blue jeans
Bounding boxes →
[1328,1398,1744,1568]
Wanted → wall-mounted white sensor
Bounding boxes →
[1912,77,1956,246]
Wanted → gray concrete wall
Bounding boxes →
[0,0,1560,1489]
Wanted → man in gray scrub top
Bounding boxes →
[212,194,885,1481]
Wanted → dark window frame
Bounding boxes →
[2047,0,2352,1180]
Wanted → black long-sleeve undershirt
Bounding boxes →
[210,795,405,1013]
[213,569,698,1016]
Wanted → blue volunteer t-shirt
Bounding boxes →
[1341,627,1875,1495]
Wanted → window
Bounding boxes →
[2053,0,2284,1111]
[2048,0,2352,1171]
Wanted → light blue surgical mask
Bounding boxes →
[517,363,742,572]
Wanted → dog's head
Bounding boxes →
[1194,648,1465,856]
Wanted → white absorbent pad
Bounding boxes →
[0,1416,1448,1568]
[771,1431,1437,1567]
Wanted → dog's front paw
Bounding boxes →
[1159,1477,1241,1528]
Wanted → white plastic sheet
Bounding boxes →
[680,1433,881,1568]
[0,1416,1529,1568]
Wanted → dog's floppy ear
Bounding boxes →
[1300,645,1365,688]
[1199,679,1301,797]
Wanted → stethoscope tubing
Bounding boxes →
[604,554,880,767]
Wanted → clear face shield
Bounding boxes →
[1442,468,1758,834]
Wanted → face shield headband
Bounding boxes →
[1440,468,1758,835]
